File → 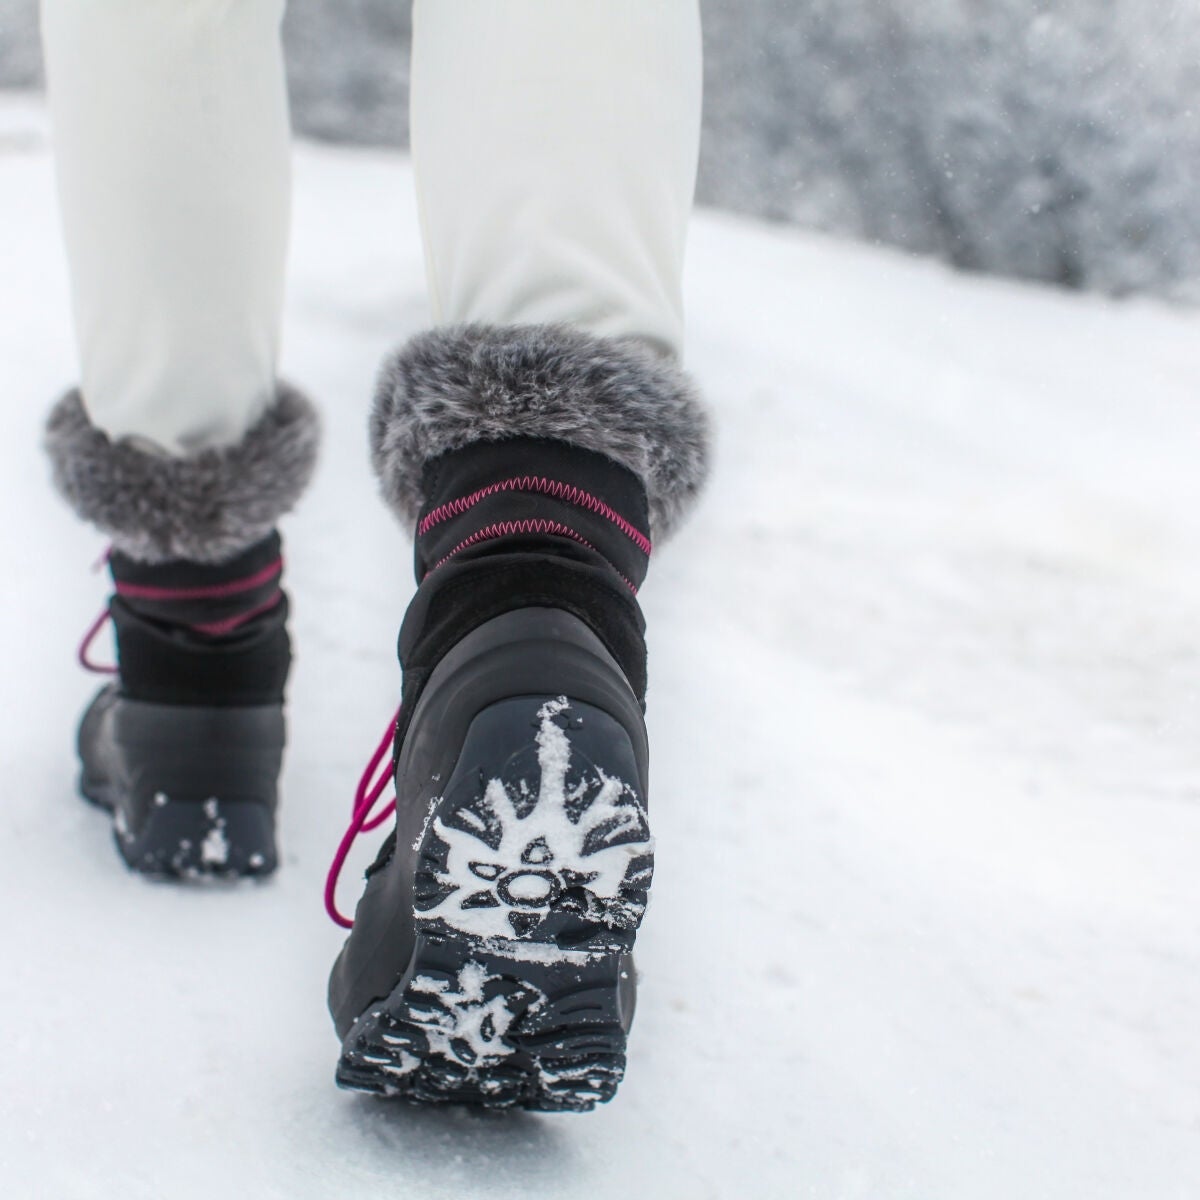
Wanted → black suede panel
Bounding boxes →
[111,597,291,707]
[414,438,651,589]
[107,531,292,707]
[391,550,647,771]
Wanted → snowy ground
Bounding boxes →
[3,93,1200,1198]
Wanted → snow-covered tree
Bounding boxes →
[699,0,1200,298]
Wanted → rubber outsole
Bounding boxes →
[82,776,277,879]
[77,684,284,880]
[336,933,634,1111]
[335,693,651,1111]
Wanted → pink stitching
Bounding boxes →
[429,519,638,593]
[191,591,284,636]
[114,557,283,603]
[418,477,652,556]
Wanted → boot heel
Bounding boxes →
[78,683,285,878]
[114,795,277,878]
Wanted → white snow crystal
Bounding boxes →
[408,961,541,1067]
[200,823,229,867]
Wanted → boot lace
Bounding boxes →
[78,607,119,675]
[324,707,400,929]
[78,546,117,675]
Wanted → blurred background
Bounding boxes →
[4,5,1200,1197]
[3,0,1200,300]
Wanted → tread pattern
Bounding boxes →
[336,938,630,1111]
[336,696,650,1111]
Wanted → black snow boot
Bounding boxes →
[327,325,708,1110]
[45,387,319,877]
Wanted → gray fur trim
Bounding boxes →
[45,386,320,564]
[371,324,710,540]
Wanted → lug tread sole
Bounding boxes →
[336,932,630,1112]
[336,693,653,1110]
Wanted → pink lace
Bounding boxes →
[324,707,400,929]
[78,607,119,675]
[78,545,117,674]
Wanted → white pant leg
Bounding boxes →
[409,0,702,360]
[41,0,291,454]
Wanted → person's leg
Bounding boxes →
[41,0,291,453]
[409,0,701,358]
[40,0,317,876]
[328,0,708,1109]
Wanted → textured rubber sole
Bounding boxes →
[78,684,284,880]
[336,934,635,1111]
[82,777,277,879]
[335,694,652,1111]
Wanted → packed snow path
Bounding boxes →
[3,96,1198,1198]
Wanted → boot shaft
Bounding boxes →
[107,530,292,707]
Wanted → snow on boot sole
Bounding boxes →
[77,683,284,879]
[336,680,652,1110]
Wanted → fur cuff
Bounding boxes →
[371,324,710,540]
[45,386,320,564]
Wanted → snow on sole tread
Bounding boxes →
[335,935,629,1112]
[337,697,649,1110]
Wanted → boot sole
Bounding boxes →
[336,692,652,1111]
[78,684,284,880]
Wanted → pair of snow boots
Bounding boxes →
[45,325,707,1111]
